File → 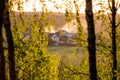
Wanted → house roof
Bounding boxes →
[48,33,57,37]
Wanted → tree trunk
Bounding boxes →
[0,13,6,80]
[0,0,6,79]
[85,0,97,80]
[111,0,117,80]
[3,0,16,80]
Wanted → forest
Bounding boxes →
[0,0,120,80]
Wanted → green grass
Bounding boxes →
[47,46,120,80]
[47,46,83,54]
[47,46,88,79]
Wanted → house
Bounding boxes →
[48,33,59,46]
[57,30,69,43]
[47,30,78,46]
[65,33,73,43]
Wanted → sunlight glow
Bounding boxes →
[12,0,120,13]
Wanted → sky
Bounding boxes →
[12,0,120,33]
[12,0,120,13]
[13,0,65,12]
[12,0,99,13]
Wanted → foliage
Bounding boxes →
[7,0,120,80]
[10,11,120,80]
[46,46,120,80]
[58,53,89,80]
[11,11,58,79]
[74,0,87,53]
[65,9,73,23]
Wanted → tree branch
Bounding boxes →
[116,21,120,27]
[107,13,112,23]
[115,0,120,10]
[62,62,89,76]
[108,0,112,11]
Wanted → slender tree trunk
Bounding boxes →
[0,0,6,79]
[3,0,16,80]
[0,14,6,80]
[111,0,117,80]
[85,0,97,80]
[4,11,16,80]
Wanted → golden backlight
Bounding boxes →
[13,0,120,13]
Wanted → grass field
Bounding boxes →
[47,46,83,54]
[47,46,120,80]
[47,46,89,79]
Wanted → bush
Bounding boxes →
[11,12,58,80]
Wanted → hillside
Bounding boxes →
[10,12,104,33]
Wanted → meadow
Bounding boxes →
[47,46,120,80]
[47,46,83,54]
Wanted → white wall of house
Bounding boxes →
[51,34,59,43]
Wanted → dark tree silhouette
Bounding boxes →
[0,0,6,79]
[4,9,16,80]
[0,0,16,80]
[0,25,5,80]
[3,0,16,80]
[109,0,118,79]
[85,0,97,80]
